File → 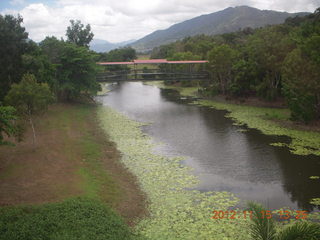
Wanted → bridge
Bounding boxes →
[96,59,210,82]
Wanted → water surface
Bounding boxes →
[97,82,320,211]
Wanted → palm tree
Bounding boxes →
[247,202,320,240]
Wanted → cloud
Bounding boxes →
[1,0,319,43]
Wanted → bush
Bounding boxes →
[0,198,139,240]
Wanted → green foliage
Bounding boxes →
[246,25,295,100]
[276,222,320,240]
[247,202,276,240]
[208,44,238,94]
[247,202,320,240]
[40,36,65,64]
[40,37,101,101]
[98,47,136,71]
[282,49,320,122]
[5,74,54,116]
[66,20,94,48]
[0,14,28,100]
[192,99,320,156]
[0,198,137,240]
[0,105,18,145]
[309,176,320,179]
[150,10,320,121]
[230,59,258,97]
[5,74,54,145]
[56,43,100,100]
[151,44,175,59]
[100,47,136,62]
[22,40,56,87]
[310,198,320,206]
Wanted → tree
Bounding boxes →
[282,49,320,122]
[56,43,100,100]
[208,44,238,94]
[0,14,28,100]
[230,59,258,97]
[5,74,54,145]
[66,20,94,48]
[0,105,18,145]
[246,25,295,100]
[99,47,136,71]
[22,40,56,88]
[104,47,136,62]
[40,37,101,101]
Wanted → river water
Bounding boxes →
[97,82,320,211]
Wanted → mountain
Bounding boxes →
[130,6,309,52]
[90,39,135,53]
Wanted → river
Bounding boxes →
[97,81,320,211]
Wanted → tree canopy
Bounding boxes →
[5,74,54,145]
[151,9,320,122]
[0,15,28,100]
[66,20,94,48]
[0,105,18,145]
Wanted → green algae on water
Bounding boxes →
[309,176,320,179]
[192,99,320,156]
[97,106,250,240]
[145,82,320,156]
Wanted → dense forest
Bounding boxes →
[151,8,320,123]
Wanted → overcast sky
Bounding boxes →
[0,0,319,43]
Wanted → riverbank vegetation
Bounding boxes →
[0,103,145,239]
[0,15,103,144]
[145,80,320,157]
[0,14,144,239]
[151,8,320,123]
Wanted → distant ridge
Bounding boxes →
[90,39,135,53]
[130,6,309,52]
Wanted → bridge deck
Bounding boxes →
[96,59,210,82]
[97,59,208,65]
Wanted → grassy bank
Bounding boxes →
[98,106,250,240]
[192,100,320,156]
[145,81,320,156]
[0,104,145,239]
[0,198,135,240]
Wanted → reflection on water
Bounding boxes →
[97,82,320,211]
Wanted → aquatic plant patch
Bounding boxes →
[98,106,250,240]
[192,100,320,156]
[145,82,320,156]
[97,83,111,96]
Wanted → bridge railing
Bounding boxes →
[96,69,210,82]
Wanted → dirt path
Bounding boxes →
[0,103,146,225]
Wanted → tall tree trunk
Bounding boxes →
[29,114,36,147]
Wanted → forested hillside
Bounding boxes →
[131,6,309,52]
[151,9,320,122]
